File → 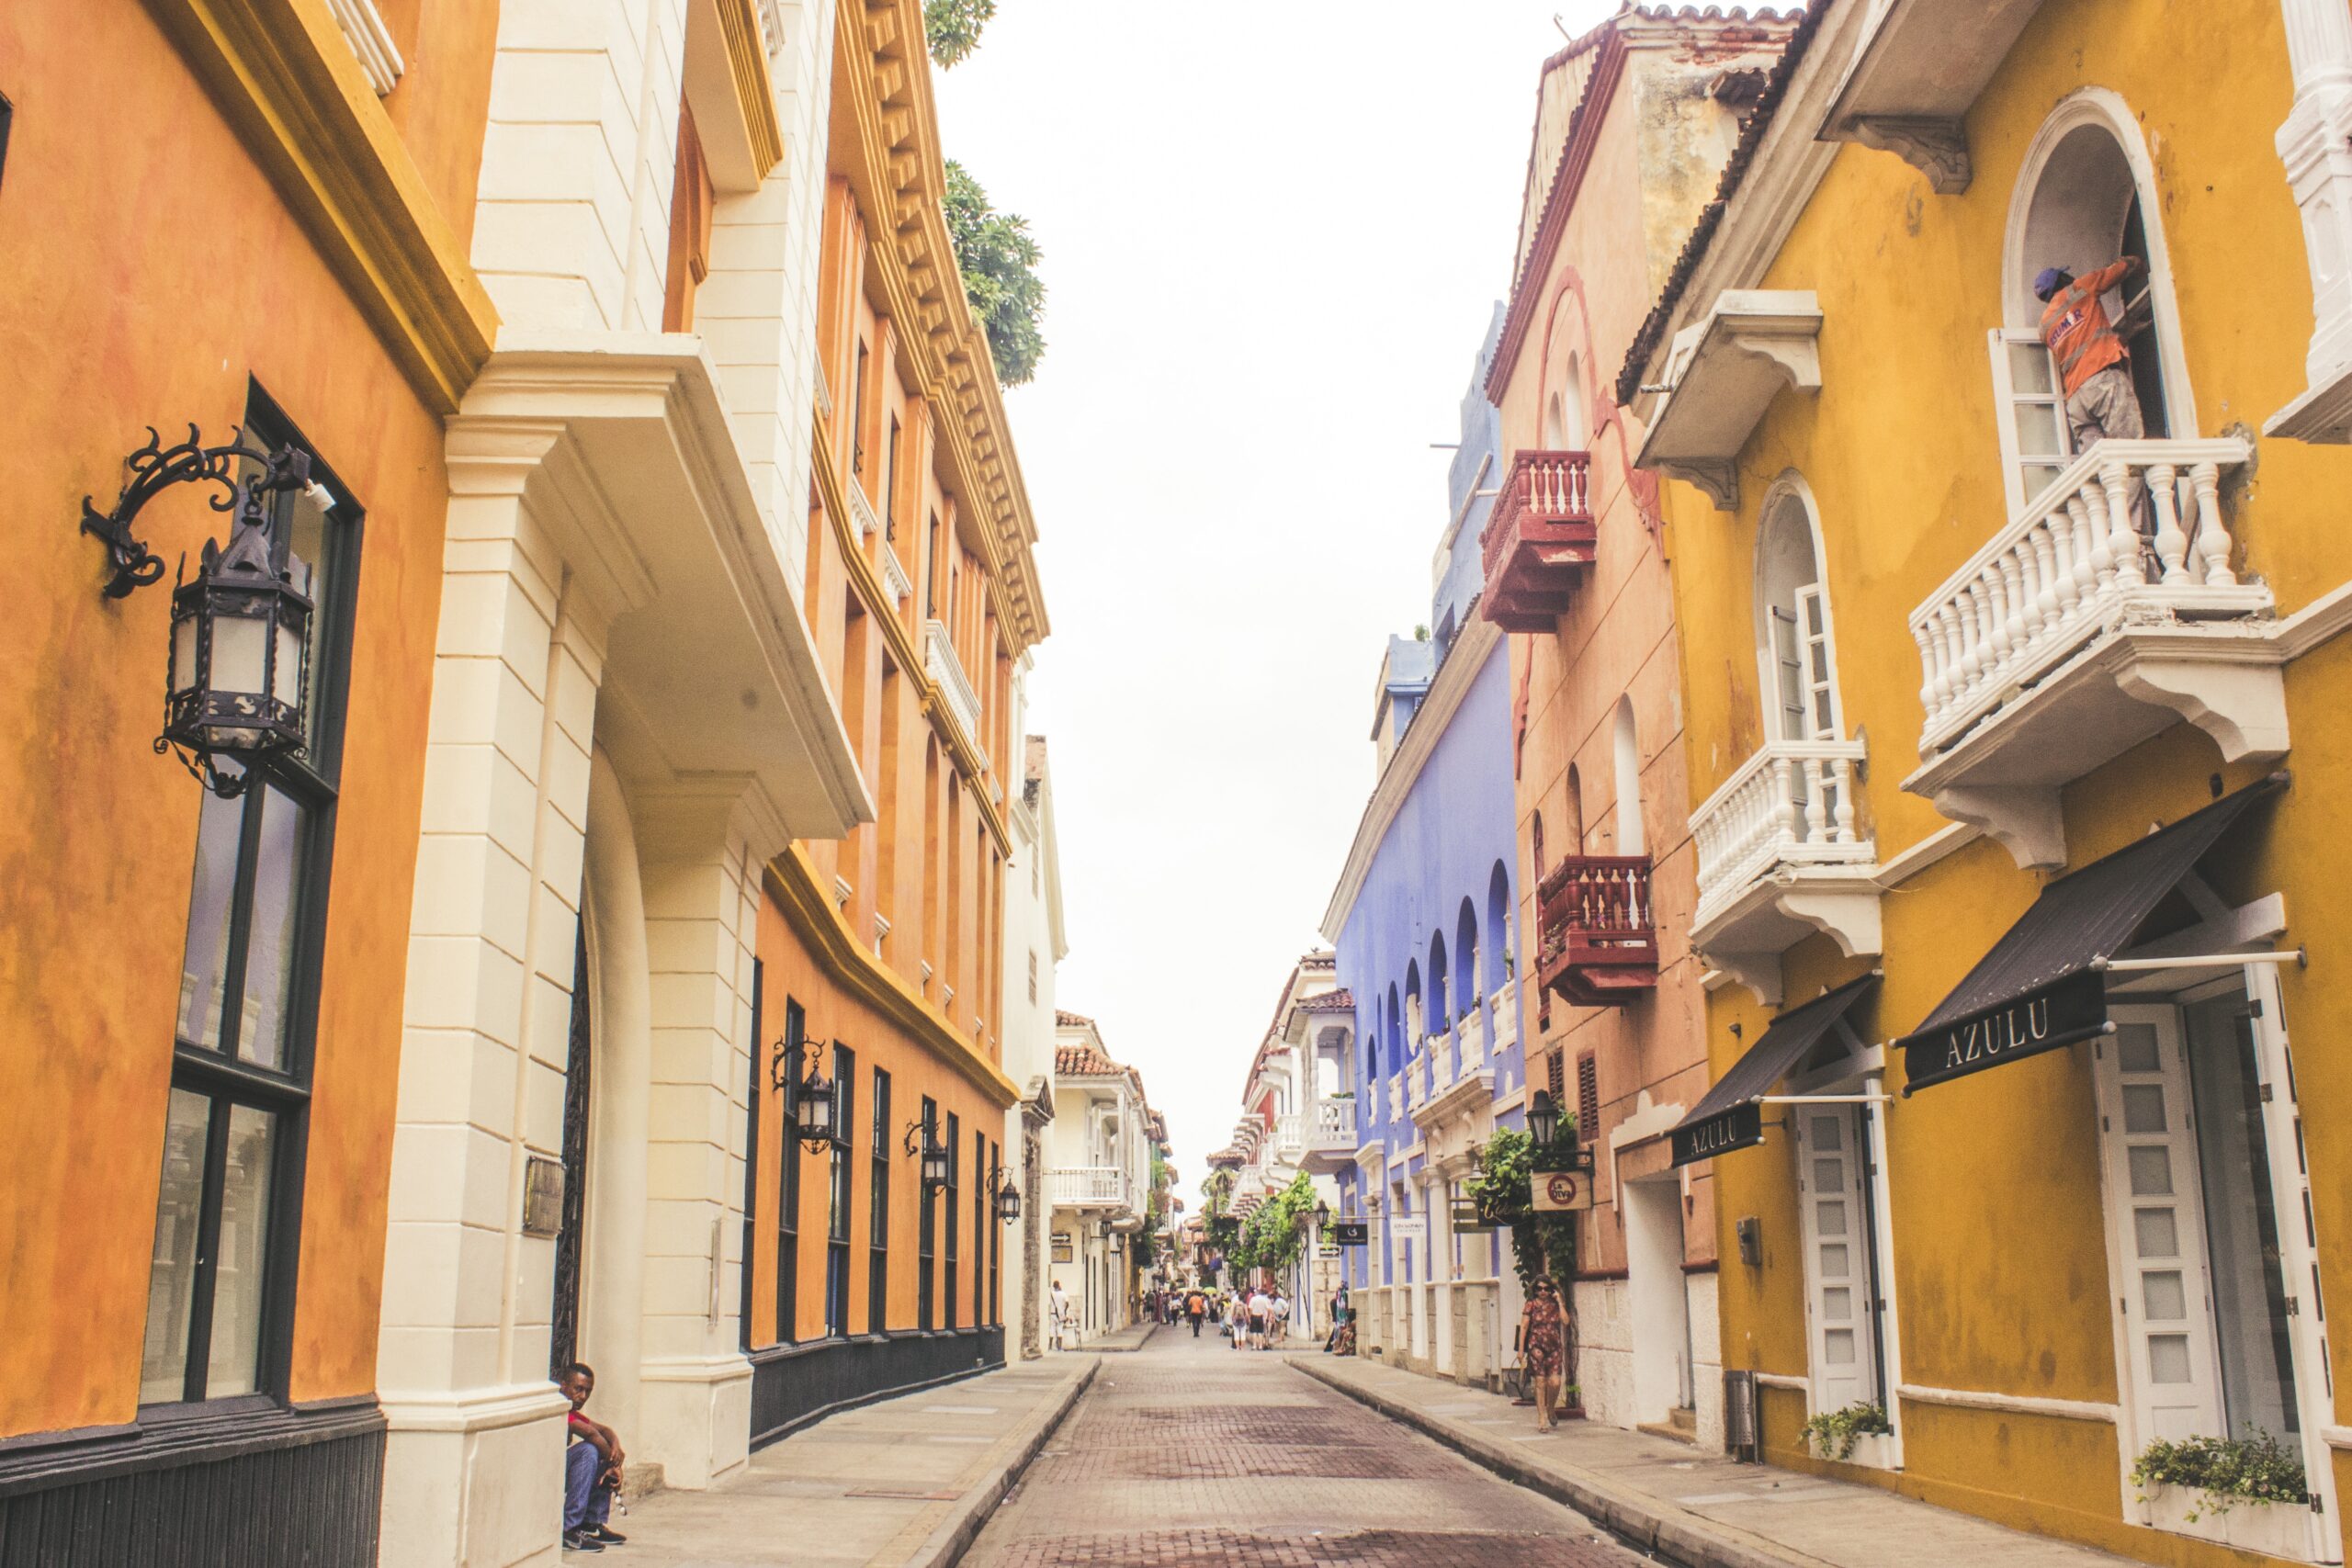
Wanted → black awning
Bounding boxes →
[1671,975,1880,1167]
[1895,776,2285,1095]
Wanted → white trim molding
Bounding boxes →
[1897,1382,2120,1425]
[2268,0,2352,442]
[325,0,403,95]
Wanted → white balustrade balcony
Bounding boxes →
[1049,1166,1130,1209]
[1387,1074,1406,1124]
[1690,737,1881,1007]
[1457,1011,1487,1072]
[1904,437,2286,870]
[878,541,913,606]
[1309,1097,1358,1152]
[1426,1031,1454,1096]
[846,475,881,541]
[1487,987,1517,1050]
[1272,1111,1304,1157]
[1407,1055,1430,1111]
[924,618,989,770]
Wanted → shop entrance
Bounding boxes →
[2090,953,2335,1561]
[1624,1173,1691,1422]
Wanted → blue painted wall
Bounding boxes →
[1328,306,1523,1293]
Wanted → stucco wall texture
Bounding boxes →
[0,1,492,1433]
[1658,0,2352,1559]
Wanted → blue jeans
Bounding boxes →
[565,1440,612,1533]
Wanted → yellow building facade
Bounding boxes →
[1624,0,2352,1562]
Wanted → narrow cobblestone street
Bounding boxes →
[963,1333,1644,1567]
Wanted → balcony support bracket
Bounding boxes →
[1845,115,1973,193]
[1693,875,1883,1008]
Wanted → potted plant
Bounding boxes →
[2132,1432,2311,1558]
[1803,1402,1894,1468]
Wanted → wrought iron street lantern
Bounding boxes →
[774,1037,835,1152]
[1313,1200,1331,1230]
[85,428,322,798]
[905,1119,949,1190]
[990,1162,1020,1224]
[1109,1230,1125,1256]
[1528,1088,1560,1147]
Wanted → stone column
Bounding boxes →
[1019,1109,1048,1359]
[2277,0,2352,410]
[627,780,775,1489]
[377,432,627,1568]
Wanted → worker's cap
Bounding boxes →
[2033,266,2069,300]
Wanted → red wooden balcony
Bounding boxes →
[1537,854,1658,1007]
[1480,450,1597,632]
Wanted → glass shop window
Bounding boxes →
[142,389,358,1407]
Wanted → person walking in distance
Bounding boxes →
[1185,1287,1206,1337]
[1047,1279,1069,1351]
[1521,1278,1568,1432]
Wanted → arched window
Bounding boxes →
[1404,962,1423,1045]
[1755,480,1843,744]
[1565,765,1586,854]
[1531,811,1546,883]
[1612,697,1645,856]
[1454,899,1479,1036]
[1995,91,2195,512]
[1427,935,1450,1031]
[1485,862,1512,1001]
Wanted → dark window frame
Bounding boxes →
[775,998,805,1343]
[944,1111,961,1330]
[869,1068,891,1335]
[143,384,363,1412]
[981,1134,996,1326]
[916,1097,937,1330]
[825,1044,856,1338]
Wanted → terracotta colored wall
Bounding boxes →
[0,2,485,1433]
[746,895,1006,1345]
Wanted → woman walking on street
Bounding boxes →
[1521,1277,1567,1431]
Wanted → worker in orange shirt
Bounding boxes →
[2035,258,2152,537]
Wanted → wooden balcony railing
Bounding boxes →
[1479,449,1598,633]
[1536,853,1659,1006]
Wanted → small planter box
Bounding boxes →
[2143,1483,2312,1561]
[1806,1429,1897,1470]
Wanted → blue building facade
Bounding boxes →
[1317,309,1531,1380]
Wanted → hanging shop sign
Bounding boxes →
[1672,1100,1765,1168]
[1897,966,2109,1095]
[1530,1168,1597,1213]
[1329,1220,1370,1247]
[1051,1233,1073,1263]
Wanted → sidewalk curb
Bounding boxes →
[1083,1322,1159,1354]
[904,1356,1099,1568]
[1292,1358,1832,1568]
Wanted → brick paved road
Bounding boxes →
[961,1330,1646,1567]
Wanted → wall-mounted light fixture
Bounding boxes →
[989,1159,1020,1224]
[83,427,319,797]
[904,1118,949,1191]
[772,1037,835,1151]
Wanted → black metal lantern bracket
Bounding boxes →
[81,425,310,600]
[771,1035,836,1152]
[904,1118,949,1190]
[989,1160,1020,1224]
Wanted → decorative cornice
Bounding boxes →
[145,0,498,413]
[834,0,1047,655]
[717,0,785,176]
[1488,32,1630,402]
[811,412,1011,855]
[1321,613,1504,940]
[763,848,1019,1108]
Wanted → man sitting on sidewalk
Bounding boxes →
[559,1362,628,1553]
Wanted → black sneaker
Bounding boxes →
[587,1525,628,1544]
[563,1530,606,1553]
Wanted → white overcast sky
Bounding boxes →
[935,1,1619,1203]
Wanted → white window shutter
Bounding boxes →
[1987,327,2073,515]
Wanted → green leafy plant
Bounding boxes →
[1802,1402,1892,1461]
[1468,1123,1579,1300]
[942,161,1046,387]
[1229,1172,1317,1275]
[922,0,994,67]
[2131,1431,2309,1520]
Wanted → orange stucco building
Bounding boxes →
[740,0,1048,1438]
[0,0,496,1557]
